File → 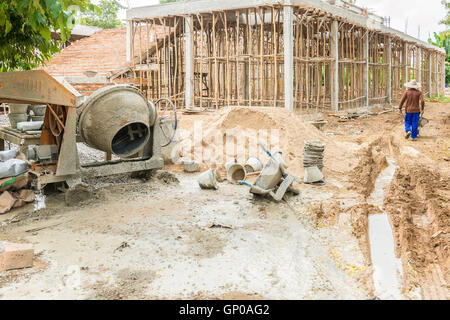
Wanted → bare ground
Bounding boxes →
[0,102,448,300]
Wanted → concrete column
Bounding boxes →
[435,53,441,96]
[386,36,392,105]
[331,20,339,112]
[126,21,134,63]
[402,44,409,87]
[185,16,194,108]
[442,55,446,96]
[428,52,432,97]
[283,4,294,112]
[417,48,422,83]
[438,54,445,95]
[243,36,249,103]
[363,32,369,108]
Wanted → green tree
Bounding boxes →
[82,0,124,29]
[0,0,96,71]
[428,0,450,85]
[440,0,450,26]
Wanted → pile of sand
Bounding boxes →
[178,106,355,177]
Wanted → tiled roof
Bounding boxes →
[41,26,166,78]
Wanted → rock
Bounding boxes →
[0,243,34,271]
[18,189,35,203]
[0,191,17,214]
[156,170,180,184]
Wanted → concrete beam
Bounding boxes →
[331,20,339,112]
[127,0,280,20]
[363,32,369,107]
[283,4,294,111]
[185,16,194,108]
[386,36,392,105]
[127,0,444,54]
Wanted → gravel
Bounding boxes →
[0,114,10,127]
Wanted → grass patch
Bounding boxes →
[426,95,450,103]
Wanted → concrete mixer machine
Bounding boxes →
[0,71,174,205]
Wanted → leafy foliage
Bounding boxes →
[428,0,450,84]
[0,0,95,71]
[81,0,124,29]
[440,0,450,26]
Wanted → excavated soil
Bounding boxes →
[385,163,449,299]
[349,139,388,198]
[178,106,356,178]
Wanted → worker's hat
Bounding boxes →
[405,79,422,89]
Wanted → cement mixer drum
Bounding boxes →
[78,85,156,157]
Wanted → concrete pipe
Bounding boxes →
[78,85,156,157]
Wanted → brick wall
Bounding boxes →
[71,83,116,97]
[40,26,168,79]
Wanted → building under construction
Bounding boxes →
[122,0,446,112]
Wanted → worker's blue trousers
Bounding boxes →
[405,112,420,139]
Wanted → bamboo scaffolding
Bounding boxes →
[124,5,444,111]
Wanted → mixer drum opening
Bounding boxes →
[111,122,150,157]
[78,85,157,158]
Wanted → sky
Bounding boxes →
[113,0,447,42]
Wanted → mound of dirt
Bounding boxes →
[180,107,355,178]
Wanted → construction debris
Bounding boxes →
[238,144,300,202]
[304,166,325,184]
[183,159,200,173]
[226,160,246,184]
[303,141,325,170]
[0,149,34,214]
[309,120,328,131]
[0,242,34,271]
[198,169,218,190]
[244,157,263,173]
[0,158,28,179]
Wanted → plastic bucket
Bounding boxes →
[183,159,199,173]
[252,158,283,192]
[244,157,263,173]
[198,169,218,190]
[226,160,246,184]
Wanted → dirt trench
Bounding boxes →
[344,126,449,300]
[384,137,449,300]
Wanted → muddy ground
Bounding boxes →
[0,102,448,300]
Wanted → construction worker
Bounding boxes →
[399,79,425,141]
